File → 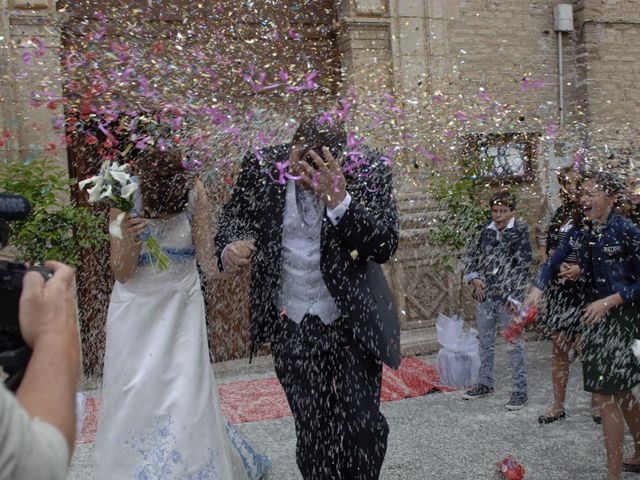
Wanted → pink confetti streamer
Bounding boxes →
[546,121,557,139]
[332,175,341,193]
[318,112,334,126]
[343,152,367,173]
[287,28,300,41]
[532,78,544,89]
[477,89,491,101]
[181,158,202,171]
[416,146,443,162]
[95,11,107,23]
[267,160,301,185]
[347,132,363,150]
[286,71,318,92]
[135,135,152,150]
[380,155,393,168]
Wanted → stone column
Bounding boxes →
[335,0,393,93]
[1,0,67,170]
[336,0,449,355]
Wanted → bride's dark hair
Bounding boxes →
[135,149,191,216]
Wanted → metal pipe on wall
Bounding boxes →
[558,31,564,128]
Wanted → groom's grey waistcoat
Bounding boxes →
[276,181,341,324]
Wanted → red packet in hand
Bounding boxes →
[502,305,537,343]
[497,455,525,480]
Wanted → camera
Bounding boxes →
[0,193,53,390]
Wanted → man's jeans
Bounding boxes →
[475,299,527,394]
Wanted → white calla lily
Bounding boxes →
[99,161,110,176]
[100,184,113,200]
[120,181,138,199]
[110,170,131,186]
[79,175,100,190]
[108,211,127,239]
[86,182,104,203]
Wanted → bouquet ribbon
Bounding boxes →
[130,209,170,270]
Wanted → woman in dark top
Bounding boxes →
[537,166,597,425]
[527,171,640,479]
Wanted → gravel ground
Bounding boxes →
[68,338,640,479]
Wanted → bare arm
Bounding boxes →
[192,178,227,280]
[16,261,81,460]
[109,208,146,283]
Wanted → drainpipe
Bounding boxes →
[554,4,574,128]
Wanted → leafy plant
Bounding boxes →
[0,158,107,267]
[427,159,492,271]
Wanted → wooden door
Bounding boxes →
[59,0,342,373]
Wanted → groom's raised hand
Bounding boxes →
[298,146,347,209]
[222,239,256,272]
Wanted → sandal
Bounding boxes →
[538,411,566,425]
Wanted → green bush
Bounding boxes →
[427,155,494,271]
[0,158,107,267]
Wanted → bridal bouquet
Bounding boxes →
[79,160,170,270]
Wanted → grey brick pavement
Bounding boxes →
[68,339,640,479]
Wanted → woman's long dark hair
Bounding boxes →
[135,149,191,216]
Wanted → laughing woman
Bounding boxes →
[526,171,640,480]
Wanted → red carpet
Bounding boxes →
[78,357,454,445]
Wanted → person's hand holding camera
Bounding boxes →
[19,261,78,353]
[16,260,80,456]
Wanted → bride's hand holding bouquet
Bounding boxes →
[79,160,170,271]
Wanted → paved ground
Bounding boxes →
[68,338,640,479]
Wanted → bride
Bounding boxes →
[94,148,270,479]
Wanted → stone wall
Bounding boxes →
[574,0,640,159]
[0,1,66,170]
[336,0,640,354]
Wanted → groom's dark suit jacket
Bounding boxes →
[215,144,401,369]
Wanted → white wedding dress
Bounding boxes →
[95,192,269,480]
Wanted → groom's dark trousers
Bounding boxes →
[272,314,388,480]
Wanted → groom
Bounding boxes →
[215,117,400,479]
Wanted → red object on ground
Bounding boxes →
[77,357,453,444]
[497,455,525,480]
[502,305,538,343]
